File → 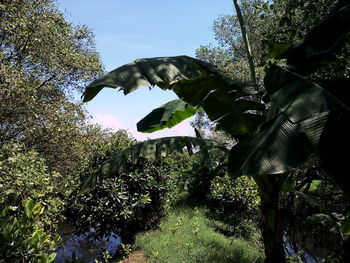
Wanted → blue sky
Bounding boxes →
[58,0,234,140]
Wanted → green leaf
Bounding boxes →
[342,214,350,235]
[48,253,57,263]
[137,99,199,133]
[23,199,34,218]
[83,56,207,101]
[83,56,264,136]
[8,206,18,211]
[267,42,292,58]
[307,180,321,192]
[32,202,42,215]
[266,66,350,198]
[38,254,47,263]
[1,207,9,217]
[80,136,221,192]
[228,113,313,177]
[53,234,60,243]
[71,251,78,263]
[305,213,342,234]
[215,112,265,135]
[281,180,296,192]
[286,3,350,71]
[266,66,349,146]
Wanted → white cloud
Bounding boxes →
[133,118,195,141]
[93,113,124,130]
[92,113,195,141]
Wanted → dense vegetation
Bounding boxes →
[83,0,350,262]
[0,0,121,261]
[1,0,349,263]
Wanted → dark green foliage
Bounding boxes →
[0,0,104,177]
[260,0,350,78]
[83,55,265,137]
[79,1,350,262]
[283,2,350,73]
[267,42,292,59]
[137,99,199,133]
[228,113,313,177]
[0,1,109,261]
[187,162,217,203]
[208,176,260,239]
[283,180,350,261]
[228,2,350,193]
[0,0,102,92]
[68,131,189,244]
[0,145,67,232]
[277,158,350,261]
[80,136,221,191]
[68,160,175,243]
[0,200,59,263]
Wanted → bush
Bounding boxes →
[207,175,260,239]
[0,199,59,263]
[177,152,261,240]
[67,130,184,243]
[0,144,69,232]
[68,160,175,243]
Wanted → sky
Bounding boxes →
[57,0,234,140]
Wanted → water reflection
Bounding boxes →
[54,224,121,263]
[283,225,342,263]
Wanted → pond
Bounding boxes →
[54,223,121,263]
[284,225,342,263]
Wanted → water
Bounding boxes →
[283,225,342,263]
[54,224,121,263]
[284,234,320,263]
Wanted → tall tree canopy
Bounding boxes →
[0,0,104,175]
[194,0,350,136]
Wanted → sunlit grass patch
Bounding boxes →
[134,205,263,263]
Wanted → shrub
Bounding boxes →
[67,130,194,244]
[0,199,59,263]
[0,144,68,232]
[207,175,260,239]
[68,160,175,243]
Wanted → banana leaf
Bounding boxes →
[83,56,265,136]
[137,99,200,133]
[80,136,221,191]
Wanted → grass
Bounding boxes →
[134,203,263,263]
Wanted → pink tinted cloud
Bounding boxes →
[93,113,195,141]
[93,113,124,130]
[133,118,195,141]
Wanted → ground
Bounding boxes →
[120,251,147,263]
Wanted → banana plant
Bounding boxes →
[82,2,350,263]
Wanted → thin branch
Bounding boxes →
[37,74,56,89]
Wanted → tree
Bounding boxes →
[199,0,350,82]
[81,2,350,263]
[0,0,104,176]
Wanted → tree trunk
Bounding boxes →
[255,175,286,263]
[260,191,285,263]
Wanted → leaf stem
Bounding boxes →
[232,0,258,91]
